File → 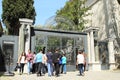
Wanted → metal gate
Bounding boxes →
[31,29,88,71]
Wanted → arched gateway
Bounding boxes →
[31,28,88,71]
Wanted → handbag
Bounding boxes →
[14,63,21,71]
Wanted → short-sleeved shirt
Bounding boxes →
[35,52,43,63]
[46,52,53,63]
[26,53,33,62]
[77,54,84,64]
[20,56,26,63]
[62,56,67,64]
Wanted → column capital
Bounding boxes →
[83,27,99,33]
[19,18,33,25]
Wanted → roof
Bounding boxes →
[33,27,87,35]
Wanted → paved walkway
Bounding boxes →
[0,70,120,80]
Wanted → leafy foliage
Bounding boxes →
[0,21,3,32]
[35,45,43,53]
[2,0,36,35]
[44,0,89,51]
[56,0,89,31]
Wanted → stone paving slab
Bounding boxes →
[0,70,120,80]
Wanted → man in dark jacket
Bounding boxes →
[52,49,61,77]
[46,50,53,76]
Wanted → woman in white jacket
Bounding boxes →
[76,50,85,76]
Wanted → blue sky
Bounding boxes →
[0,0,68,27]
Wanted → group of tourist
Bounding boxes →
[17,49,67,77]
[17,48,86,77]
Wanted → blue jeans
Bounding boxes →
[47,63,53,76]
[78,64,84,75]
[61,64,66,73]
[27,62,32,74]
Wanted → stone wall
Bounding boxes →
[0,35,19,72]
[85,0,120,54]
[85,0,120,44]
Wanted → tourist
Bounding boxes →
[26,49,34,75]
[82,50,87,71]
[32,52,37,73]
[59,54,62,73]
[35,49,43,76]
[76,50,85,76]
[46,50,53,77]
[52,49,61,77]
[42,52,47,74]
[17,52,26,75]
[61,53,67,74]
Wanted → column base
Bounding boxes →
[4,71,15,76]
[88,62,101,71]
[109,63,116,70]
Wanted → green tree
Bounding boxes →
[0,21,3,32]
[46,0,90,50]
[0,21,3,36]
[56,0,89,31]
[2,0,36,35]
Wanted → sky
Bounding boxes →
[0,0,68,27]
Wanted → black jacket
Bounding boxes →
[52,52,61,63]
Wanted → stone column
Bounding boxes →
[19,18,33,73]
[108,38,115,70]
[84,27,100,71]
[19,18,33,53]
[18,24,25,56]
[90,31,95,63]
[95,45,99,61]
[87,32,91,63]
[89,30,101,71]
[85,32,90,71]
[25,24,31,54]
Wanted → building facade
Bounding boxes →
[84,0,120,70]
